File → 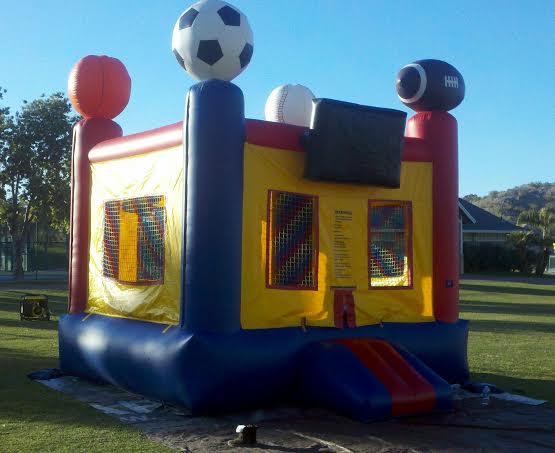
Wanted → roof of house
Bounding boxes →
[458,198,523,233]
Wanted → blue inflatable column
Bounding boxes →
[181,80,245,333]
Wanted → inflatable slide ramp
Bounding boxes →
[300,338,453,422]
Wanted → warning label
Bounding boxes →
[332,209,354,284]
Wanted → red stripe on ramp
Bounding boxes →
[371,340,436,414]
[338,339,436,416]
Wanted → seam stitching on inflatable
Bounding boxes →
[277,85,288,123]
[82,312,93,322]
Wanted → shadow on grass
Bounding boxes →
[0,317,59,331]
[468,318,555,334]
[460,283,555,297]
[462,274,555,285]
[0,347,155,436]
[460,300,555,317]
[470,372,555,404]
[1,331,55,340]
[0,279,68,288]
[0,290,67,316]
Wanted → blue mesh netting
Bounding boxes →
[269,191,316,288]
[103,195,165,284]
[369,204,408,280]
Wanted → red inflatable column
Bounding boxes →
[68,119,122,313]
[67,55,131,313]
[406,111,459,323]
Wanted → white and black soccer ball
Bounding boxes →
[172,0,254,82]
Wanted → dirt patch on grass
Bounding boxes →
[35,376,555,453]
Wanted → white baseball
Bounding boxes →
[264,84,315,127]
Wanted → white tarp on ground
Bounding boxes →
[35,376,555,453]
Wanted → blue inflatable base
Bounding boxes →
[59,314,468,417]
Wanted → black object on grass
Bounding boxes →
[20,294,51,321]
[229,424,258,447]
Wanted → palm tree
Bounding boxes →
[517,208,555,276]
[506,230,536,275]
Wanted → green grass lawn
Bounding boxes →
[460,278,555,402]
[0,283,173,453]
[0,278,554,452]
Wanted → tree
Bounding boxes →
[517,207,555,277]
[0,91,78,279]
[506,230,536,275]
[463,194,480,203]
[462,182,555,224]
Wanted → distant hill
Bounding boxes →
[463,182,555,224]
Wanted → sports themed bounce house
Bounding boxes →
[59,0,469,421]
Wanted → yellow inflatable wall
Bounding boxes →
[87,146,184,324]
[241,144,433,329]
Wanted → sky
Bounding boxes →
[1,0,553,196]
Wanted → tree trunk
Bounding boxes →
[44,226,49,271]
[534,249,547,277]
[520,256,529,275]
[12,237,25,280]
[534,260,542,277]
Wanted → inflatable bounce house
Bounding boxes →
[59,0,469,422]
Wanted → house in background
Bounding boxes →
[459,198,523,243]
[458,198,523,273]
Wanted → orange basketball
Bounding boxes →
[68,55,131,119]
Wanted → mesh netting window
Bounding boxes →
[267,190,318,290]
[368,201,412,288]
[103,195,166,285]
